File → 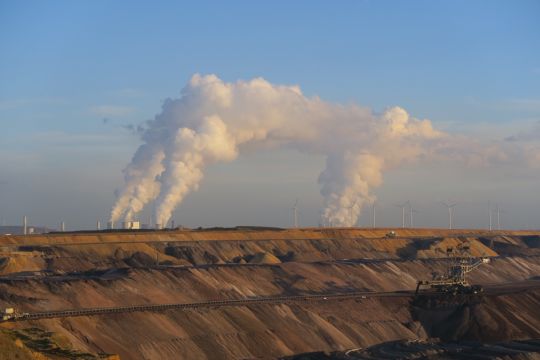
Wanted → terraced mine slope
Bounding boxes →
[0,227,539,359]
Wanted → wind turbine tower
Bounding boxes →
[292,199,299,228]
[397,202,409,228]
[496,205,502,230]
[488,202,493,231]
[442,202,457,229]
[409,203,413,228]
[410,206,419,228]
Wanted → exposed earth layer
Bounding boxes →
[0,227,539,359]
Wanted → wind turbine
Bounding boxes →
[496,204,505,230]
[409,205,419,228]
[292,199,299,228]
[396,202,409,228]
[497,205,500,230]
[488,201,493,231]
[442,202,457,229]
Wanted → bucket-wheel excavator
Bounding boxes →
[415,242,490,295]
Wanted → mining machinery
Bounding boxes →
[415,242,490,295]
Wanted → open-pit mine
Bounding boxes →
[0,227,539,359]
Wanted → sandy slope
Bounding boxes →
[0,228,538,359]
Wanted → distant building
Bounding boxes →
[123,221,141,230]
[0,225,52,235]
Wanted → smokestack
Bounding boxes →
[60,221,65,232]
[96,220,101,230]
[107,221,114,230]
[23,215,27,235]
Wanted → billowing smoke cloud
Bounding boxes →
[111,74,446,227]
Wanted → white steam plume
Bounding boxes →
[111,74,446,227]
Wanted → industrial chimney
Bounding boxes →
[23,215,27,235]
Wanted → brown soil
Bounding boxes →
[0,228,538,359]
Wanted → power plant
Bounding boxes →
[122,221,141,230]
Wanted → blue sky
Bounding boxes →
[1,1,539,230]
